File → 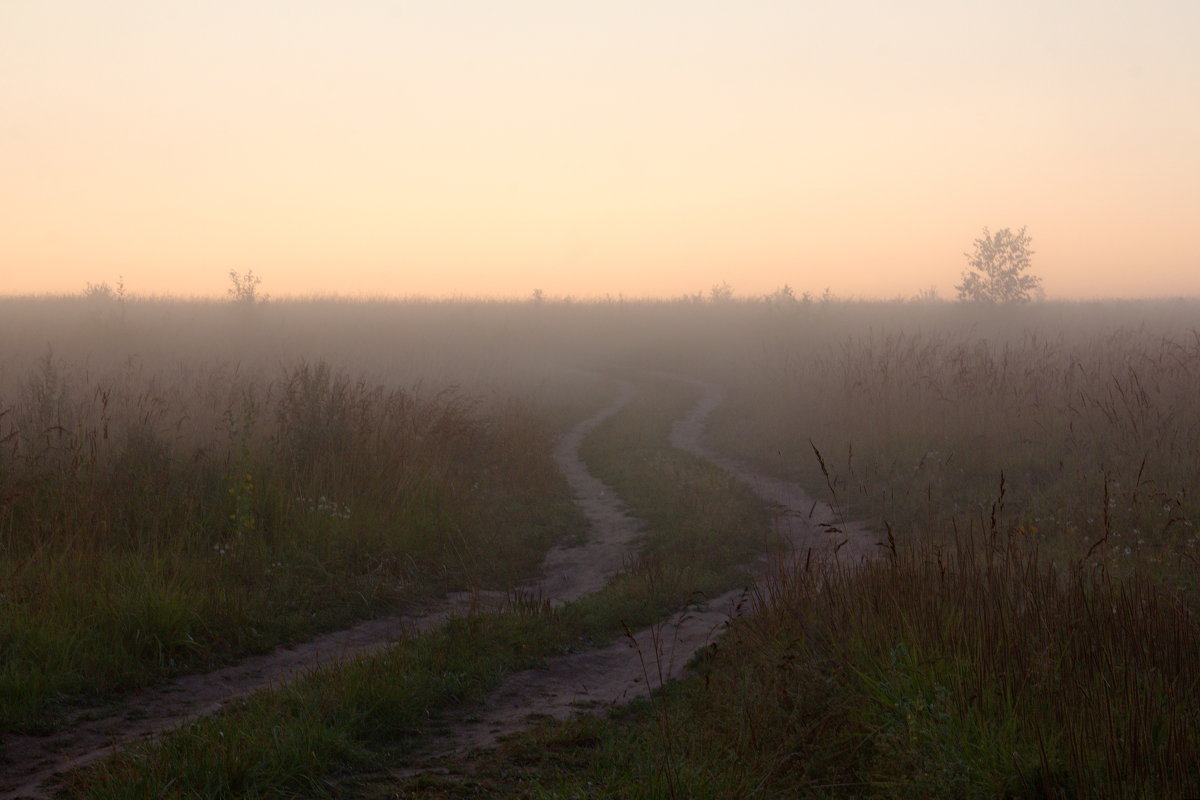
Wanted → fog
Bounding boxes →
[4,290,1200,794]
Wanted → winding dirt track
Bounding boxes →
[662,373,879,566]
[1,374,878,797]
[534,379,642,604]
[391,374,880,773]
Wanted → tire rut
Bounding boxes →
[389,373,880,778]
[661,372,881,566]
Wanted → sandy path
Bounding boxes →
[391,373,880,774]
[0,381,641,800]
[661,372,880,566]
[397,594,755,768]
[535,379,642,603]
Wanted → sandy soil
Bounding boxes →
[535,378,642,603]
[0,381,641,800]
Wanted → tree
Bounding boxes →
[709,281,734,303]
[956,227,1041,303]
[228,270,266,305]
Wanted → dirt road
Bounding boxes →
[1,374,877,798]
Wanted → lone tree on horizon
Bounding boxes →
[956,226,1041,303]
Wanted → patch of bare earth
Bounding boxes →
[535,379,643,604]
[0,381,641,800]
[389,374,880,780]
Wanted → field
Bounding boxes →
[1,294,1197,798]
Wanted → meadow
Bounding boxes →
[707,298,1200,586]
[0,295,594,733]
[1,292,1197,797]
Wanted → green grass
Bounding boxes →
[13,296,1200,799]
[382,314,1200,799]
[705,317,1200,591]
[67,611,564,800]
[0,359,581,734]
[63,372,776,799]
[396,535,1200,799]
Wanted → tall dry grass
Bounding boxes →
[7,291,1200,791]
[705,299,1200,592]
[567,533,1198,799]
[0,339,574,733]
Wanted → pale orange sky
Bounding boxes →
[2,1,1198,299]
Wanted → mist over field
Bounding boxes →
[2,289,1199,797]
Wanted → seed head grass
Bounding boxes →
[0,355,578,734]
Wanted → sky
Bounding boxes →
[2,1,1198,300]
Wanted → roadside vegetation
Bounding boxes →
[393,299,1198,798]
[0,354,578,734]
[4,292,1199,798]
[708,300,1200,587]
[408,299,1200,798]
[413,535,1196,799]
